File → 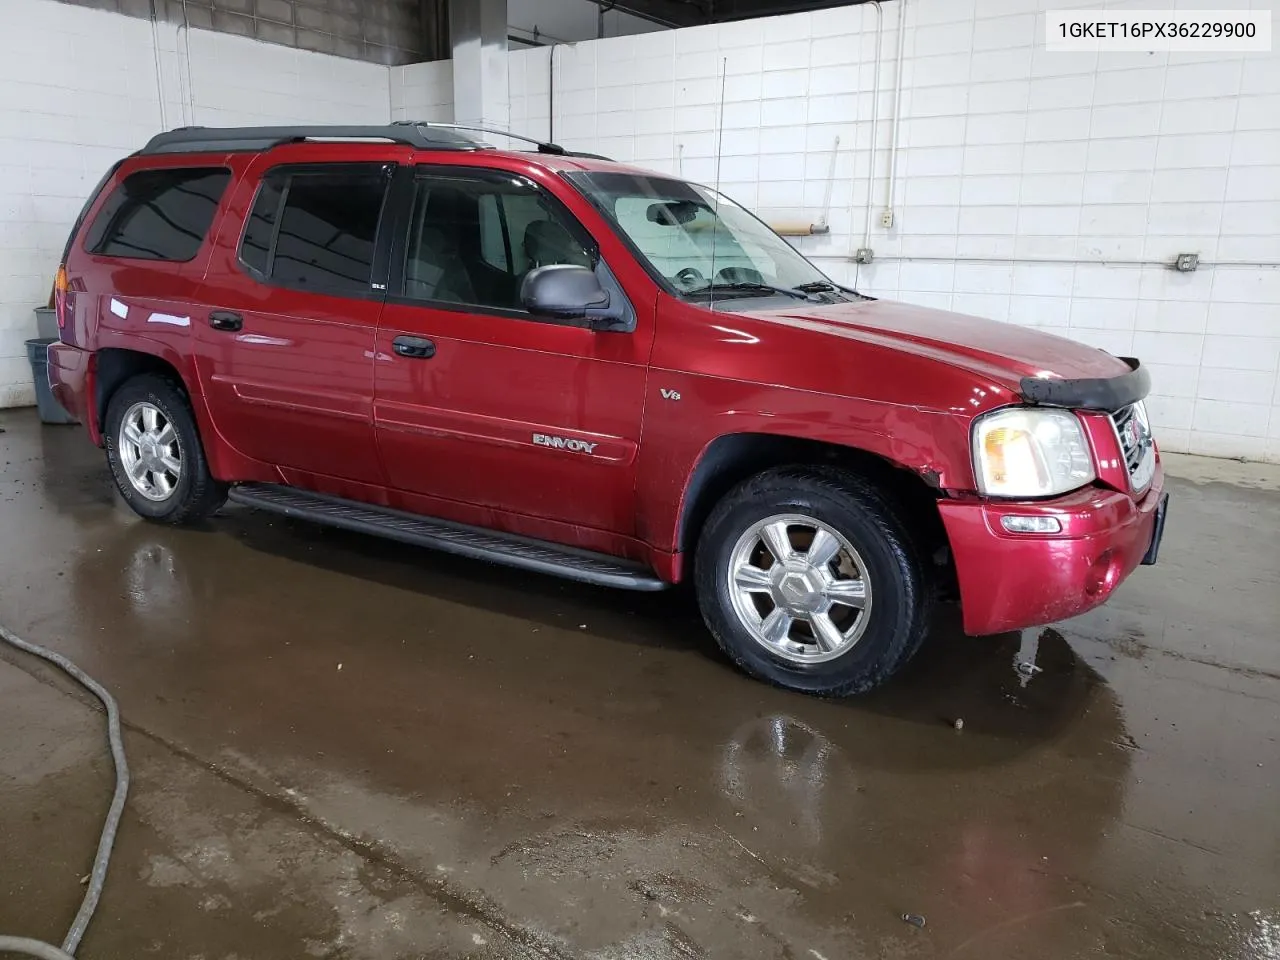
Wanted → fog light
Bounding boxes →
[1000,515,1062,534]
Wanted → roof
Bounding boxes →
[133,123,668,179]
[137,124,487,155]
[519,151,664,177]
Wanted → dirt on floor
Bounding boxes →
[1,408,1277,960]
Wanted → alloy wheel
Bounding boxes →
[117,401,182,502]
[726,513,873,664]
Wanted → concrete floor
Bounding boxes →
[1,407,1277,960]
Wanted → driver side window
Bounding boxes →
[401,173,594,313]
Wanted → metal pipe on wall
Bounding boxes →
[548,43,561,142]
[809,254,1280,269]
[147,0,168,130]
[178,0,196,125]
[583,0,681,30]
[770,221,831,236]
[883,0,908,225]
[857,0,883,255]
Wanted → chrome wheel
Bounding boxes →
[117,401,182,502]
[727,513,873,665]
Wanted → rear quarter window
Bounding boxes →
[85,167,231,262]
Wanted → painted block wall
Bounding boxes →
[390,60,455,123]
[508,1,1280,463]
[4,0,1278,464]
[52,0,439,65]
[0,0,390,408]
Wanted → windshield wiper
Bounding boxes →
[685,281,814,302]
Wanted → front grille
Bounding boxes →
[1111,403,1156,491]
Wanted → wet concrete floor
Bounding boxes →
[1,407,1277,959]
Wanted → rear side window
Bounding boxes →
[239,165,390,296]
[85,167,230,261]
[239,179,283,277]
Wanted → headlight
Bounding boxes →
[973,408,1095,498]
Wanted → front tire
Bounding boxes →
[695,466,931,697]
[104,373,226,525]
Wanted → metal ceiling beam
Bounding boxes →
[587,0,707,28]
[709,0,868,20]
[592,0,872,29]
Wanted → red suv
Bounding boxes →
[48,123,1167,696]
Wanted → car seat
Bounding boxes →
[523,220,591,270]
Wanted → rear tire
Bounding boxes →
[104,373,226,525]
[695,466,931,697]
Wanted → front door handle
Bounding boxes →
[209,310,243,332]
[392,335,436,359]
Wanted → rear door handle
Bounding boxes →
[392,335,436,359]
[209,310,243,332]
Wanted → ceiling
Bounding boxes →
[593,0,873,29]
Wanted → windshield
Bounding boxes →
[567,171,841,300]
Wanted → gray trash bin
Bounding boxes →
[25,338,78,425]
[34,306,58,340]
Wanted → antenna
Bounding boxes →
[709,57,727,311]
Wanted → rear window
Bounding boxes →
[238,165,390,296]
[85,167,230,261]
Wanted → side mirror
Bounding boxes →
[521,264,614,327]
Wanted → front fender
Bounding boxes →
[634,374,976,555]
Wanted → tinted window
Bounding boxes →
[477,193,508,272]
[238,166,389,295]
[86,167,230,261]
[240,179,283,277]
[402,174,593,311]
[274,171,387,294]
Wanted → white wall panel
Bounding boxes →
[502,0,1280,461]
[5,0,1278,462]
[0,0,390,408]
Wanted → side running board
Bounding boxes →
[226,483,668,592]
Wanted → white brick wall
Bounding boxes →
[390,60,454,123]
[4,0,1278,464]
[0,0,389,408]
[508,1,1280,463]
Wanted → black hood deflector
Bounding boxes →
[1020,357,1151,411]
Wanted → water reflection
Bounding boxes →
[67,511,1275,959]
[719,714,855,849]
[1239,910,1280,960]
[123,541,187,621]
[705,626,1138,952]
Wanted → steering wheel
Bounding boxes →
[674,267,706,291]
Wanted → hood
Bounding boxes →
[740,298,1132,394]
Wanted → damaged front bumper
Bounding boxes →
[937,462,1166,636]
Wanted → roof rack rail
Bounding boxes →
[137,124,487,155]
[561,150,616,162]
[393,121,613,162]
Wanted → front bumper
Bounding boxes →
[938,464,1166,635]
